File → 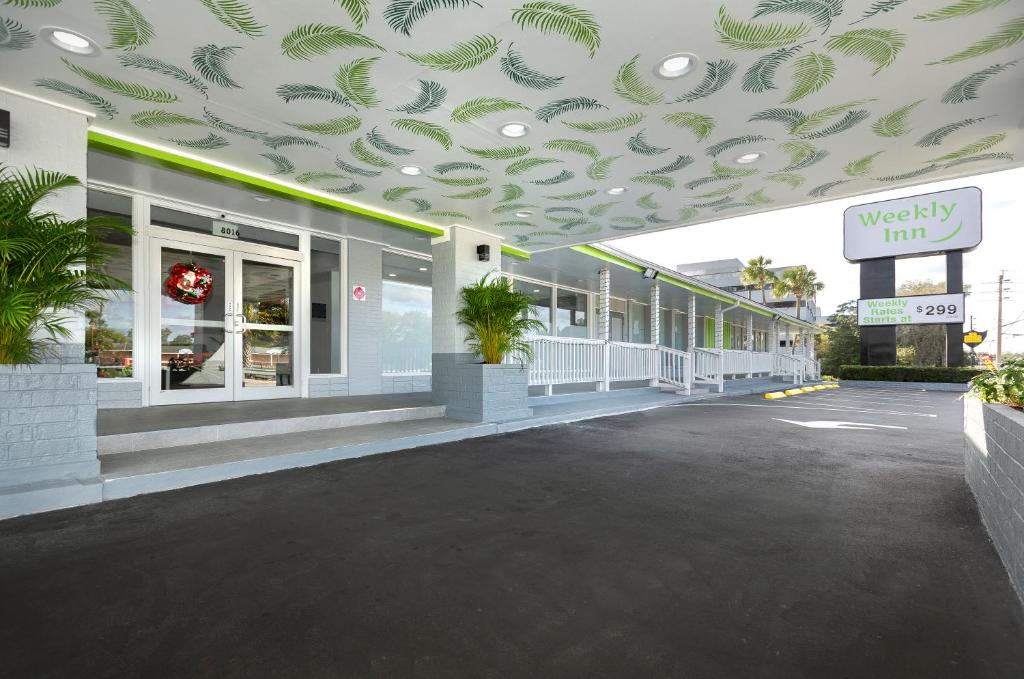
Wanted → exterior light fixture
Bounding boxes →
[642,268,658,280]
[388,273,397,277]
[251,195,271,203]
[606,187,627,196]
[735,152,764,164]
[418,266,428,271]
[499,122,529,138]
[654,52,698,79]
[41,27,99,56]
[399,165,422,176]
[513,210,532,218]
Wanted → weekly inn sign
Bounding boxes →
[843,186,982,261]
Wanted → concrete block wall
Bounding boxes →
[432,354,530,423]
[97,380,145,409]
[382,374,431,394]
[965,398,1024,607]
[308,375,350,398]
[346,240,383,395]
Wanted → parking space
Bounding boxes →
[2,387,1023,678]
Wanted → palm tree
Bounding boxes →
[0,166,132,364]
[456,274,545,364]
[740,256,778,303]
[772,266,825,321]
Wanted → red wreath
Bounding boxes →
[165,262,214,305]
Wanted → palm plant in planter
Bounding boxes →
[456,273,544,364]
[0,166,132,364]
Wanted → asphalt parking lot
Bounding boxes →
[1,386,1022,678]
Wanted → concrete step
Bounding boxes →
[101,417,495,501]
[98,403,447,456]
[527,386,661,406]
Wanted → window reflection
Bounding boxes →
[86,191,134,378]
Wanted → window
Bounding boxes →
[382,252,431,374]
[609,298,626,341]
[556,288,589,338]
[514,280,551,335]
[628,301,650,343]
[86,191,134,378]
[661,309,687,349]
[310,237,342,374]
[151,205,300,251]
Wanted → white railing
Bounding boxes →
[607,341,658,383]
[658,346,692,394]
[751,352,774,375]
[722,349,749,377]
[513,335,606,386]
[802,356,821,381]
[693,348,724,392]
[773,353,804,384]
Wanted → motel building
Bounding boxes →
[0,0,1020,520]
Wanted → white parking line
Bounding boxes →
[679,403,937,418]
[810,396,936,409]
[813,392,936,404]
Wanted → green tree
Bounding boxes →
[772,266,824,321]
[456,273,544,364]
[896,280,946,366]
[819,300,860,376]
[0,166,132,363]
[740,255,778,303]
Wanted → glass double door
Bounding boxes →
[149,237,300,405]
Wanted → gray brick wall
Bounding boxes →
[432,353,530,423]
[308,374,350,398]
[382,374,431,394]
[0,364,100,487]
[97,380,145,409]
[965,397,1024,608]
[346,240,383,395]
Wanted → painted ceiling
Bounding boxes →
[1,0,1022,253]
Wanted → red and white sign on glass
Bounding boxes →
[351,285,367,302]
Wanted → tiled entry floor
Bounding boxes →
[97,393,434,435]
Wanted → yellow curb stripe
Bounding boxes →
[765,391,788,399]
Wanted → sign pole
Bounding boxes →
[859,258,896,365]
[945,251,964,367]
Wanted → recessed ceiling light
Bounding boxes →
[654,52,698,79]
[41,27,99,56]
[252,194,271,203]
[499,122,530,138]
[418,266,428,271]
[735,152,764,164]
[399,165,422,176]
[388,273,397,277]
[606,187,628,196]
[514,210,532,218]
[532,289,541,293]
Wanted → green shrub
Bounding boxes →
[837,365,985,383]
[969,359,1024,409]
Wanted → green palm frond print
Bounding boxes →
[434,161,486,174]
[746,189,773,205]
[562,112,644,133]
[929,17,1024,65]
[33,79,117,118]
[296,172,351,185]
[390,79,446,114]
[335,57,380,108]
[383,186,421,201]
[791,100,871,135]
[95,0,154,51]
[492,202,539,214]
[871,99,923,137]
[801,109,869,138]
[940,60,1019,103]
[535,97,606,123]
[851,0,909,25]
[874,166,940,182]
[785,53,835,102]
[645,155,694,175]
[843,151,884,176]
[335,0,370,29]
[531,170,575,185]
[663,112,715,141]
[714,6,810,50]
[336,158,382,177]
[694,182,742,199]
[445,186,492,199]
[289,116,362,136]
[0,17,33,49]
[350,137,393,167]
[461,144,531,160]
[130,110,207,128]
[62,57,178,102]
[927,133,1006,162]
[117,54,209,98]
[384,0,482,36]
[197,0,265,38]
[506,157,561,175]
[613,55,664,105]
[543,139,599,160]
[276,83,352,107]
[450,97,530,123]
[636,193,660,210]
[585,155,620,180]
[429,210,472,220]
[324,182,365,195]
[626,130,669,156]
[940,152,1013,169]
[741,43,805,93]
[511,2,601,57]
[203,107,266,138]
[263,135,325,150]
[752,0,843,32]
[588,202,618,217]
[915,0,1009,22]
[705,135,772,157]
[366,127,413,154]
[192,45,241,89]
[501,184,525,200]
[399,34,499,71]
[391,118,452,150]
[3,0,64,6]
[428,175,487,186]
[825,28,905,74]
[500,44,564,89]
[167,132,230,149]
[808,179,850,197]
[915,117,990,147]
[544,190,596,201]
[779,141,828,170]
[765,172,805,188]
[260,153,295,175]
[408,198,432,212]
[280,24,383,60]
[672,60,737,103]
[632,175,674,190]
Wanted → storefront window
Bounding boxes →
[85,191,134,378]
[609,298,626,341]
[556,289,589,338]
[151,205,300,250]
[514,280,551,335]
[310,237,342,374]
[628,301,650,343]
[382,252,431,373]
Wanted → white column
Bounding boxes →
[714,302,724,350]
[746,312,755,377]
[687,294,696,351]
[598,268,610,391]
[649,284,660,387]
[768,318,779,376]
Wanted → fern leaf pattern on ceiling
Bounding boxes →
[0,0,1020,251]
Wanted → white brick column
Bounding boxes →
[687,294,696,350]
[649,284,660,387]
[598,268,610,391]
[746,312,755,377]
[714,302,724,350]
[431,226,501,355]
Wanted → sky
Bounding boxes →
[610,167,1024,355]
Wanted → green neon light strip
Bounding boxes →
[501,244,530,260]
[572,244,798,322]
[87,130,446,237]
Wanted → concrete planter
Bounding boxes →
[431,353,532,423]
[964,396,1024,607]
[0,363,101,519]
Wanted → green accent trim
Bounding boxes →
[86,130,446,237]
[704,317,715,349]
[723,322,732,349]
[501,244,530,260]
[570,244,644,272]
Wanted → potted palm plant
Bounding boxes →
[433,274,542,422]
[0,166,132,364]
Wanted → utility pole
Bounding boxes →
[997,270,1005,365]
